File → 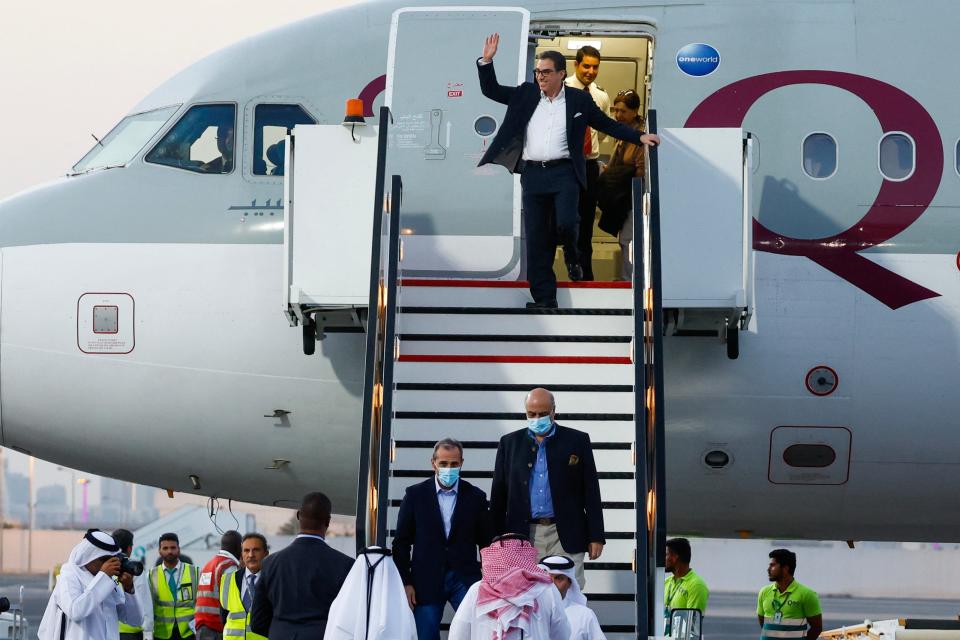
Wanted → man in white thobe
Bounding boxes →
[539,555,606,640]
[324,546,416,640]
[449,534,570,640]
[38,529,143,640]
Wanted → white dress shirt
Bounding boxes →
[522,86,569,162]
[566,77,610,160]
[435,477,459,538]
[240,570,259,605]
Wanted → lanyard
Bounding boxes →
[665,576,684,608]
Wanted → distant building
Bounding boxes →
[36,484,70,528]
[4,470,29,525]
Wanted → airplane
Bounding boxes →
[1,0,958,543]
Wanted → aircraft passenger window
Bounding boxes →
[72,106,179,174]
[878,132,914,181]
[145,104,236,174]
[801,133,837,179]
[254,104,316,176]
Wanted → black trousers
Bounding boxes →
[577,159,601,280]
[520,162,580,304]
[120,633,144,640]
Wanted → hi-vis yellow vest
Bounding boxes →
[219,571,268,640]
[150,563,199,639]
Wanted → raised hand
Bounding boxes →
[482,33,500,63]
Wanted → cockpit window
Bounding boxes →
[145,104,237,174]
[71,106,179,174]
[253,104,316,176]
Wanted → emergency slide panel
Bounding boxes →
[657,128,747,308]
[386,7,529,277]
[283,124,379,308]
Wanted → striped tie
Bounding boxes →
[243,574,255,610]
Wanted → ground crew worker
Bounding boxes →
[757,549,822,640]
[196,531,241,640]
[663,538,709,635]
[219,533,269,640]
[149,533,199,640]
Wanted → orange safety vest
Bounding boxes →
[195,553,238,631]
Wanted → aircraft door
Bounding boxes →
[386,7,529,277]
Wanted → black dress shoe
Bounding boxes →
[526,300,559,309]
[566,262,584,282]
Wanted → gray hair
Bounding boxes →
[432,438,464,460]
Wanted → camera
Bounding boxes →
[118,554,144,577]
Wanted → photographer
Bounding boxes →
[38,529,144,640]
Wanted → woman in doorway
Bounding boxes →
[598,89,647,281]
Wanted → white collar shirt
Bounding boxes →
[435,477,460,539]
[565,77,610,160]
[448,581,571,640]
[240,570,260,603]
[522,86,569,162]
[564,601,607,640]
[296,534,326,542]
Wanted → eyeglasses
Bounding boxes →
[533,68,558,78]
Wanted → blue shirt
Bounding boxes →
[529,424,556,518]
[436,477,459,538]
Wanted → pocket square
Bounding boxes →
[568,454,580,465]
[574,112,582,118]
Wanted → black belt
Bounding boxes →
[520,158,570,170]
[529,517,556,525]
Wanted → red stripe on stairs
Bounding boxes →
[397,354,632,364]
[400,279,631,289]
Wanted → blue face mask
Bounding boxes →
[437,467,460,487]
[528,415,553,435]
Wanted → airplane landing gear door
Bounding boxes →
[386,7,529,277]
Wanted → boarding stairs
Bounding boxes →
[283,96,751,637]
[387,278,640,638]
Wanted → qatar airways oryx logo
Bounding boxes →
[676,43,721,77]
[686,71,944,309]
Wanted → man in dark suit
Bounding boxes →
[477,34,659,308]
[490,388,604,588]
[250,492,353,639]
[392,438,493,640]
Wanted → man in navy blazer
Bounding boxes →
[392,438,493,640]
[477,33,659,307]
[490,388,604,588]
[250,492,353,639]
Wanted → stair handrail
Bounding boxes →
[633,108,667,638]
[355,106,400,551]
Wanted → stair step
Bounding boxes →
[386,504,638,533]
[394,389,634,413]
[394,411,633,421]
[395,361,633,385]
[400,279,632,309]
[399,339,631,358]
[398,312,633,336]
[392,440,632,450]
[388,476,636,502]
[392,418,635,444]
[395,382,633,392]
[391,448,632,471]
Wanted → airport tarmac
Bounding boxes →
[2,574,957,638]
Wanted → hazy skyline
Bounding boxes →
[0,0,361,508]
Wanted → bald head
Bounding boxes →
[525,387,556,419]
[297,491,333,534]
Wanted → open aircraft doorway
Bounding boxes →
[531,22,655,282]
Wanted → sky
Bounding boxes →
[0,0,362,510]
[0,0,362,202]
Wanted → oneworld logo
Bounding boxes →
[676,43,721,77]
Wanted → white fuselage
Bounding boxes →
[2,0,959,540]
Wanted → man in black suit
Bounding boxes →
[490,387,604,587]
[250,492,353,639]
[477,34,659,308]
[392,438,493,640]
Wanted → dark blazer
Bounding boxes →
[392,478,493,604]
[477,59,645,189]
[490,424,605,553]
[249,536,353,639]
